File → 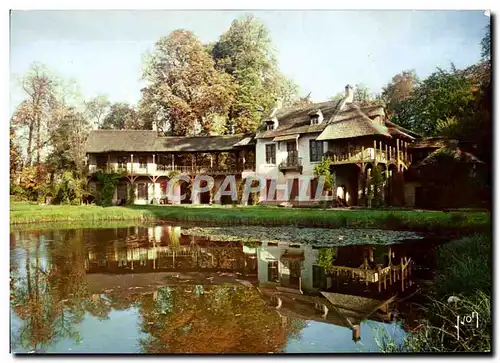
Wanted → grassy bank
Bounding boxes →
[10,203,490,232]
[377,234,492,352]
[9,219,155,232]
[10,203,152,224]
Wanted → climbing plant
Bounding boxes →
[313,158,334,191]
[127,183,136,205]
[316,247,336,274]
[369,165,385,208]
[95,171,122,207]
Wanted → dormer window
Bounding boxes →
[265,119,277,131]
[308,109,323,125]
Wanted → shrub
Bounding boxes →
[55,171,84,205]
[95,171,121,207]
[376,233,492,353]
[316,248,336,274]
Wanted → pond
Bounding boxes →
[10,224,441,354]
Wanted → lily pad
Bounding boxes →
[181,226,423,247]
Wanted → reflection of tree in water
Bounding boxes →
[10,231,84,352]
[10,230,123,351]
[11,228,306,353]
[137,284,306,353]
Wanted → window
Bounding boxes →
[117,184,127,201]
[309,140,324,162]
[138,156,147,169]
[268,260,279,283]
[313,265,327,289]
[310,116,319,125]
[137,183,148,200]
[117,156,128,171]
[266,123,274,131]
[265,144,276,164]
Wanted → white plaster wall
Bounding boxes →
[256,134,328,202]
[255,138,282,179]
[257,242,280,283]
[302,246,318,291]
[256,241,317,290]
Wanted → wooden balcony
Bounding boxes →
[279,156,303,173]
[88,162,256,176]
[327,148,409,166]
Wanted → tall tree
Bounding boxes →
[352,83,373,104]
[211,15,297,133]
[11,63,59,166]
[397,66,475,136]
[141,30,235,136]
[292,92,314,107]
[381,70,419,123]
[48,108,90,178]
[10,127,22,183]
[100,102,140,130]
[481,23,491,61]
[83,95,110,130]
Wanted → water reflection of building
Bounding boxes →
[85,226,258,276]
[255,242,414,297]
[256,241,317,292]
[255,242,417,343]
[83,226,417,344]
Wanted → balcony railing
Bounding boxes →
[326,148,409,165]
[88,163,256,176]
[279,156,303,172]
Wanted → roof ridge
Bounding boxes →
[158,134,247,138]
[276,99,341,115]
[91,129,156,132]
[323,97,348,124]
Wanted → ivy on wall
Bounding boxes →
[127,183,136,205]
[95,171,122,207]
[313,158,334,192]
[369,165,385,208]
[317,247,337,274]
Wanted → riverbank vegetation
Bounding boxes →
[10,203,490,233]
[377,233,491,352]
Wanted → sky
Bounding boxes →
[9,10,490,114]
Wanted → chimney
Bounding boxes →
[345,84,354,104]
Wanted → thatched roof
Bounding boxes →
[86,130,158,153]
[317,111,392,141]
[385,120,421,138]
[86,130,255,153]
[408,137,459,149]
[256,98,413,142]
[255,99,344,139]
[388,127,415,140]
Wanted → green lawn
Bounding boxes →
[10,202,490,232]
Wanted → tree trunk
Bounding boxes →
[36,111,41,166]
[26,119,34,167]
